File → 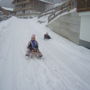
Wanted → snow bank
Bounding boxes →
[49,8,76,24]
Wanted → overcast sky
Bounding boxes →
[0,0,65,8]
[0,0,13,7]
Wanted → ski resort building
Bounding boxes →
[0,6,14,21]
[0,6,13,16]
[12,0,53,17]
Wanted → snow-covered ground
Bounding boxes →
[0,17,90,90]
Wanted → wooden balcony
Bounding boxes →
[77,0,90,12]
[14,0,30,5]
[14,7,32,11]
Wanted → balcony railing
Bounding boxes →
[38,0,74,22]
[13,0,30,5]
[14,7,32,11]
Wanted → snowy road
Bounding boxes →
[0,17,90,90]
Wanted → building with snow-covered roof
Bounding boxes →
[12,0,53,17]
[0,6,14,21]
[0,6,14,16]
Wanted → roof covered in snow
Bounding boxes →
[54,1,65,7]
[2,7,13,11]
[40,0,54,4]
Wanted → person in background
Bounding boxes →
[44,32,51,39]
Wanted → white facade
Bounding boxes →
[79,12,90,42]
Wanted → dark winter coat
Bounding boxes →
[27,40,38,51]
[44,34,51,39]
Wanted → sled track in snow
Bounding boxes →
[0,17,90,90]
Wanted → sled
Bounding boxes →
[25,49,43,59]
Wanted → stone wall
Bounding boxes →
[48,11,81,44]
